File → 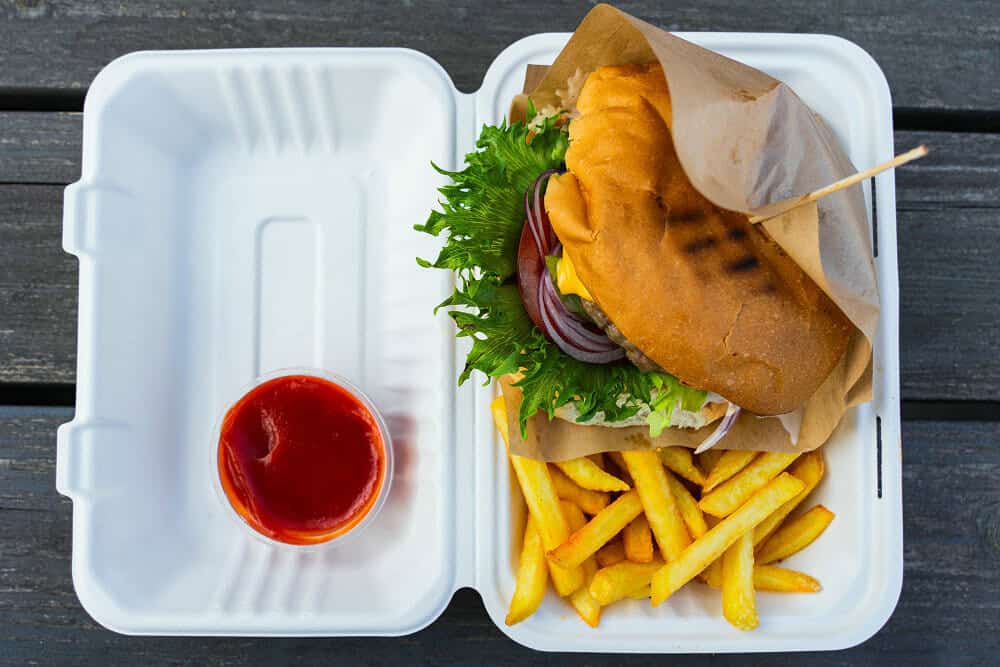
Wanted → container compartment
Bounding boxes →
[59,50,459,635]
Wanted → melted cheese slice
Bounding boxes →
[556,251,594,301]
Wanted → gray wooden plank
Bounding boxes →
[1,122,998,401]
[0,1,997,113]
[0,185,77,384]
[0,113,81,185]
[1,408,996,665]
[895,131,1000,401]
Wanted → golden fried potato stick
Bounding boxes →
[722,531,759,630]
[562,501,602,628]
[622,450,691,562]
[492,396,584,596]
[701,557,723,588]
[623,514,654,563]
[663,468,708,539]
[626,584,652,600]
[596,538,626,567]
[752,565,822,592]
[589,559,665,605]
[606,451,633,486]
[699,452,801,518]
[753,452,825,546]
[703,563,821,593]
[697,516,722,585]
[549,465,611,516]
[657,447,706,486]
[703,450,759,493]
[651,473,805,606]
[555,456,630,492]
[570,558,601,627]
[562,499,588,531]
[697,449,724,476]
[505,515,548,625]
[548,490,644,569]
[756,505,835,565]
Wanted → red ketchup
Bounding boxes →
[217,375,387,545]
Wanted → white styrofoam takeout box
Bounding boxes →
[56,32,902,652]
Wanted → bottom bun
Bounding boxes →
[555,397,728,430]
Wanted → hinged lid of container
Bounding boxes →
[58,48,467,635]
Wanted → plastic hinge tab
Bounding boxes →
[56,419,133,499]
[62,181,137,257]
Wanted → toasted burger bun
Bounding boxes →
[544,64,851,416]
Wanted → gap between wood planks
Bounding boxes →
[0,90,999,134]
[0,383,996,421]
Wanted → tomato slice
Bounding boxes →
[516,221,546,332]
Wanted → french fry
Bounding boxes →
[752,565,822,592]
[627,587,652,600]
[698,452,801,518]
[492,396,584,596]
[702,557,723,588]
[697,448,724,476]
[588,452,606,469]
[651,473,805,606]
[549,465,611,516]
[703,450,758,493]
[722,531,758,630]
[505,515,548,625]
[663,468,708,539]
[753,452,825,546]
[562,501,602,628]
[703,564,821,593]
[623,515,654,563]
[606,451,633,485]
[491,394,510,442]
[570,557,601,627]
[596,538,626,567]
[622,450,691,561]
[589,559,664,605]
[756,505,835,565]
[548,490,644,569]
[697,515,722,585]
[562,499,588,533]
[657,447,706,486]
[555,456,630,492]
[510,453,585,595]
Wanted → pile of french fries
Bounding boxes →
[492,396,835,630]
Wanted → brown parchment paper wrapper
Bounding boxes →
[502,4,878,461]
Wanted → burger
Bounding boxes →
[417,63,852,449]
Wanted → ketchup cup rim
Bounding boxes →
[210,367,394,551]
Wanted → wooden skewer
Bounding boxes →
[749,145,928,224]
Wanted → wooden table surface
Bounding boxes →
[1,2,998,665]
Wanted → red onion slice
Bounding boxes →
[539,272,621,351]
[537,271,625,363]
[533,169,560,251]
[694,403,742,454]
[516,169,626,364]
[524,190,546,258]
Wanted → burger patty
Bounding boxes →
[581,299,665,374]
